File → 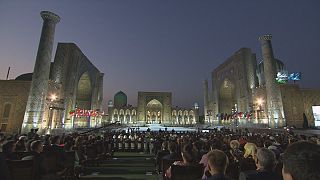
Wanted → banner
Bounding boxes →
[69,108,100,117]
[312,106,320,127]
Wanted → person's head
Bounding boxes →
[51,135,60,145]
[162,141,168,150]
[168,141,177,153]
[230,140,240,150]
[243,142,257,158]
[207,149,229,175]
[25,140,34,152]
[282,141,320,180]
[210,138,222,150]
[2,140,16,153]
[30,140,43,153]
[181,143,196,164]
[193,140,202,151]
[18,136,27,142]
[255,148,276,171]
[64,141,74,152]
[75,136,83,146]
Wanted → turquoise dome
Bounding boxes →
[114,91,127,107]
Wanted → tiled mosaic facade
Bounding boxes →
[108,91,199,125]
[0,11,103,133]
[205,35,320,128]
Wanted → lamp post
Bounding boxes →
[207,110,212,127]
[256,98,264,124]
[46,93,66,133]
[72,103,77,129]
[48,94,57,130]
[194,102,199,124]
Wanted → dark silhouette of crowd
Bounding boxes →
[0,130,114,180]
[0,127,319,180]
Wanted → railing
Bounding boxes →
[79,121,121,135]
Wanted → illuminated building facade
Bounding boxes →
[204,34,320,128]
[108,91,199,125]
[0,11,103,133]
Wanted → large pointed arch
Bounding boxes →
[219,78,236,114]
[76,72,92,109]
[146,99,163,124]
[75,71,92,127]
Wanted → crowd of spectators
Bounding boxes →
[151,128,320,180]
[0,130,114,180]
[0,127,319,180]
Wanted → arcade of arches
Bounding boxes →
[204,47,320,128]
[108,91,199,125]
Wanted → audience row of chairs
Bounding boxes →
[4,139,116,180]
[113,141,153,152]
[5,151,76,180]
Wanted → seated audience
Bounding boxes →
[44,135,68,177]
[73,136,86,165]
[162,141,181,161]
[282,141,320,180]
[156,141,170,170]
[165,143,198,179]
[15,136,27,152]
[206,149,230,180]
[229,140,243,162]
[1,125,320,180]
[2,140,18,160]
[0,152,10,180]
[225,140,243,180]
[200,141,217,179]
[239,147,282,180]
[193,140,204,162]
[22,140,49,180]
[239,142,257,172]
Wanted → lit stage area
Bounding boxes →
[112,123,225,132]
[133,124,197,132]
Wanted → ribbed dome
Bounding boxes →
[114,91,127,107]
[15,73,33,81]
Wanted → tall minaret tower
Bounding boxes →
[258,34,285,128]
[22,11,60,133]
[203,79,210,123]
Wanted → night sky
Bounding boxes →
[1,1,320,110]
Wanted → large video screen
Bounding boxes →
[288,72,301,81]
[312,106,320,127]
[276,71,288,84]
[276,71,301,84]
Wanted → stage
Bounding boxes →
[113,123,225,132]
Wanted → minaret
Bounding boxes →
[203,79,209,123]
[22,11,60,133]
[258,34,285,128]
